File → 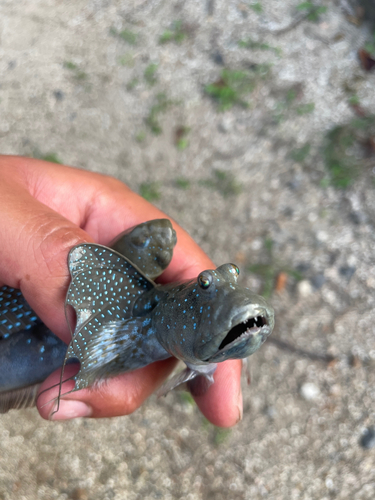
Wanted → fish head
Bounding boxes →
[154,263,274,364]
[110,219,177,280]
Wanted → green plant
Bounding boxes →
[175,177,191,189]
[201,418,232,445]
[274,85,315,122]
[248,238,303,298]
[126,77,139,91]
[110,27,138,46]
[179,391,195,405]
[118,54,135,67]
[286,88,298,103]
[213,428,232,445]
[63,61,87,82]
[290,143,311,162]
[200,170,242,197]
[159,20,187,44]
[348,95,360,106]
[175,126,190,150]
[323,114,375,188]
[145,93,172,134]
[296,102,315,115]
[135,130,146,143]
[249,2,263,13]
[238,38,281,56]
[364,32,375,57]
[139,182,161,202]
[144,63,158,86]
[323,126,356,188]
[296,2,327,22]
[38,152,63,164]
[63,61,77,70]
[205,67,267,111]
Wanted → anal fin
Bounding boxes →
[157,363,217,397]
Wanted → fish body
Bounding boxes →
[0,219,274,412]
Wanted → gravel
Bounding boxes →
[0,1,375,498]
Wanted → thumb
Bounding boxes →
[0,175,91,342]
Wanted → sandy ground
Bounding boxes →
[1,1,375,499]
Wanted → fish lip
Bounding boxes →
[204,306,273,360]
[218,315,271,354]
[218,321,271,355]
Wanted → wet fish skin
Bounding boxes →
[0,322,66,392]
[62,246,274,396]
[152,263,274,365]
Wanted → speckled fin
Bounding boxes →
[59,243,155,398]
[0,286,38,337]
[66,243,154,333]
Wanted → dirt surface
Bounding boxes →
[1,1,375,499]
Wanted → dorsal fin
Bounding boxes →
[51,244,156,410]
[66,244,155,332]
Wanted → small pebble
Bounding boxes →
[316,230,328,242]
[53,90,65,101]
[297,280,313,298]
[218,116,233,133]
[339,266,356,280]
[283,207,294,217]
[360,427,375,449]
[349,211,367,225]
[310,274,325,289]
[70,487,89,500]
[211,50,225,66]
[300,382,320,401]
[264,405,277,419]
[330,384,341,396]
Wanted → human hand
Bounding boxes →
[0,155,242,426]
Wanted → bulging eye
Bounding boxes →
[230,264,240,276]
[133,236,150,248]
[198,272,212,289]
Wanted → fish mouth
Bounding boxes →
[218,314,269,352]
[202,308,272,362]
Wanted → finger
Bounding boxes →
[0,164,92,342]
[37,357,178,419]
[191,360,243,428]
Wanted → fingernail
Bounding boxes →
[236,390,243,423]
[49,400,92,420]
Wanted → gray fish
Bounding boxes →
[0,219,274,412]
